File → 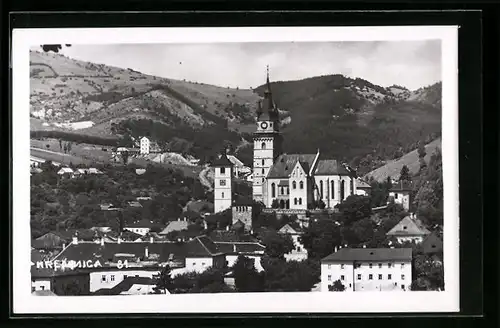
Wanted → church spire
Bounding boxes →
[258,65,278,122]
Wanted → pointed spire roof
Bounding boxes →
[257,65,279,122]
[212,149,233,167]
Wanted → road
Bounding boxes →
[199,165,213,191]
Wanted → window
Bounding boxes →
[298,198,302,205]
[287,187,290,195]
[297,246,301,252]
[111,275,115,282]
[394,193,398,199]
[220,167,225,174]
[124,275,128,279]
[379,263,382,268]
[262,168,265,174]
[340,180,345,200]
[262,159,265,165]
[401,285,405,290]
[369,263,373,268]
[220,179,226,186]
[136,275,139,277]
[294,198,297,205]
[101,275,106,282]
[401,274,405,280]
[401,263,405,268]
[300,181,304,189]
[328,275,331,281]
[340,264,345,269]
[292,181,297,189]
[32,287,36,292]
[357,274,362,280]
[388,274,392,280]
[341,275,345,280]
[320,181,323,198]
[388,263,392,268]
[378,274,382,280]
[261,142,266,149]
[280,186,284,195]
[349,283,352,287]
[331,181,335,199]
[202,262,206,266]
[221,192,224,198]
[41,286,45,290]
[369,274,373,280]
[271,183,276,197]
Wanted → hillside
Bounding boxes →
[364,138,442,182]
[254,75,441,174]
[30,50,441,170]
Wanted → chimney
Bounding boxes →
[144,246,149,258]
[226,225,229,231]
[250,229,254,235]
[184,217,186,222]
[233,244,237,253]
[72,235,78,245]
[334,246,338,252]
[299,221,303,228]
[100,237,105,246]
[178,218,181,222]
[117,236,122,244]
[363,244,366,248]
[203,220,208,230]
[62,243,66,250]
[150,236,154,243]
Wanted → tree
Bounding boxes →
[337,195,372,224]
[153,265,174,294]
[60,280,85,295]
[232,255,264,292]
[300,218,342,259]
[399,165,411,182]
[271,199,280,209]
[262,230,294,259]
[328,279,346,291]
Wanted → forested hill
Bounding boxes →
[30,50,441,171]
[254,75,441,175]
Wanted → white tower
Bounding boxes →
[213,151,233,213]
[253,66,282,204]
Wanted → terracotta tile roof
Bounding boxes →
[314,159,351,176]
[322,248,412,262]
[386,216,431,236]
[267,154,317,178]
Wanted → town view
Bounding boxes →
[30,42,444,296]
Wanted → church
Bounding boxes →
[213,67,358,215]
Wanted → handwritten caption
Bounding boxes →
[31,259,129,271]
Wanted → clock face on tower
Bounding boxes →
[260,122,268,130]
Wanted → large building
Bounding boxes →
[321,247,413,292]
[251,68,357,209]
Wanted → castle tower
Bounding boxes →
[253,66,282,203]
[213,150,233,213]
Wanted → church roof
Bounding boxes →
[267,154,317,179]
[314,159,351,176]
[256,66,279,122]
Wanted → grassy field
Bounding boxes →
[31,148,92,166]
[364,138,442,182]
[31,138,112,164]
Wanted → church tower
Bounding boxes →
[213,150,233,213]
[252,66,282,203]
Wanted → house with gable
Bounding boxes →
[278,222,308,261]
[386,214,431,244]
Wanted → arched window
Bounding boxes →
[299,198,302,205]
[299,181,304,189]
[320,180,324,198]
[280,186,284,195]
[261,142,266,149]
[262,168,265,174]
[350,178,354,195]
[271,183,276,198]
[331,180,335,199]
[292,181,297,189]
[340,180,345,201]
[286,200,290,209]
[294,198,297,205]
[222,192,224,199]
[220,167,225,174]
[262,159,265,165]
[279,200,285,209]
[287,187,290,195]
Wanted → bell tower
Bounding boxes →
[252,66,282,203]
[213,150,233,213]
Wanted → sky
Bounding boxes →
[55,41,441,90]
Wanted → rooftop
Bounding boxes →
[314,159,351,176]
[421,232,443,254]
[390,181,413,191]
[356,178,372,189]
[212,153,234,167]
[321,248,413,262]
[267,154,317,179]
[386,216,431,236]
[159,220,189,235]
[215,241,266,255]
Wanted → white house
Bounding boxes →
[140,137,150,155]
[57,167,74,178]
[278,223,308,261]
[321,247,413,292]
[30,155,46,168]
[388,181,413,211]
[124,219,157,236]
[214,241,266,272]
[386,214,430,244]
[355,179,372,196]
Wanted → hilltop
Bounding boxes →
[30,50,441,170]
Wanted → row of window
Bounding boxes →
[101,274,140,282]
[327,274,405,281]
[328,263,405,269]
[271,184,290,197]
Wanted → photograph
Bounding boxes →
[13,26,459,313]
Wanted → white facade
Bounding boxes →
[226,254,264,272]
[214,165,232,213]
[389,191,411,211]
[90,270,158,293]
[356,189,369,196]
[184,257,215,274]
[321,260,412,292]
[140,137,150,155]
[120,284,157,295]
[288,162,309,210]
[253,133,277,202]
[284,234,308,262]
[313,175,355,208]
[395,235,425,244]
[32,279,51,292]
